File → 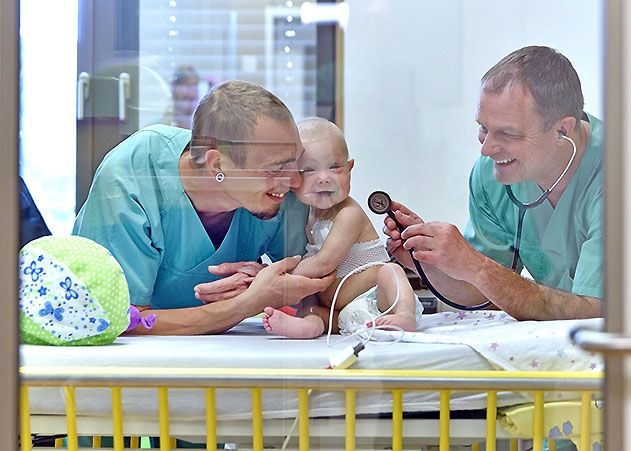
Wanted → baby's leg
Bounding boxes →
[263,303,335,338]
[371,263,418,332]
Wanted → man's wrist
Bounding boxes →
[468,254,498,293]
[232,290,259,318]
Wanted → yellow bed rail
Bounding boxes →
[20,367,603,451]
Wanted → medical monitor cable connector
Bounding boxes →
[368,191,492,311]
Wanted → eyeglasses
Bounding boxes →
[190,136,297,151]
[190,136,300,176]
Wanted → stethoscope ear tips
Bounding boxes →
[367,191,392,215]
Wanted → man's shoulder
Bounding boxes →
[138,124,192,141]
[124,124,192,153]
[98,125,190,171]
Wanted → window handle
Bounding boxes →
[118,72,130,122]
[76,72,90,120]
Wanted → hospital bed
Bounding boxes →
[19,312,604,450]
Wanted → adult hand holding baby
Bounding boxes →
[194,261,267,303]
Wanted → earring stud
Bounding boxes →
[215,172,225,183]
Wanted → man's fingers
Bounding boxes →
[395,210,423,227]
[389,200,423,224]
[208,261,266,277]
[194,273,245,295]
[238,262,267,277]
[271,255,302,274]
[309,273,335,291]
[207,262,244,276]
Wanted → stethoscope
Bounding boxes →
[368,131,577,311]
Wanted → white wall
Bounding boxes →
[20,0,78,235]
[344,0,604,232]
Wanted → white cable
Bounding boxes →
[281,389,313,450]
[325,261,406,347]
[280,262,407,449]
[550,134,577,192]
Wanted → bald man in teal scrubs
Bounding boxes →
[74,80,332,335]
[384,46,602,321]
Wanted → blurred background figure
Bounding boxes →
[165,65,200,128]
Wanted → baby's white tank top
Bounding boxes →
[304,220,390,278]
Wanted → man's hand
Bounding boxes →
[383,200,425,269]
[209,261,268,278]
[194,261,267,303]
[246,256,335,311]
[401,221,485,282]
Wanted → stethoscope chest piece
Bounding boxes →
[368,191,392,215]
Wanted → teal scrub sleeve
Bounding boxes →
[464,161,522,272]
[73,171,162,307]
[572,196,604,298]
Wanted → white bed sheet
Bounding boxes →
[20,313,603,421]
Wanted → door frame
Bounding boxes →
[2,0,630,449]
[0,0,20,447]
[604,0,631,449]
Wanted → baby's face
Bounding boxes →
[295,136,352,210]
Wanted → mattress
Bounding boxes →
[20,312,603,421]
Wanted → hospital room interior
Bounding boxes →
[6,0,631,450]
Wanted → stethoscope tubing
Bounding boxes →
[387,210,493,311]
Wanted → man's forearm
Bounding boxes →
[419,256,601,320]
[125,293,257,336]
[417,265,489,307]
[470,256,601,320]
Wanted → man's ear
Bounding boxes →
[204,148,223,174]
[557,116,578,139]
[347,159,355,171]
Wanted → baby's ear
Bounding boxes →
[347,159,355,171]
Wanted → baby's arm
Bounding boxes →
[293,204,366,278]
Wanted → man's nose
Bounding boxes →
[480,135,499,157]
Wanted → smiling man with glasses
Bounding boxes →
[73,80,332,335]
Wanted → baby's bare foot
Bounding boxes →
[263,307,323,338]
[368,313,417,332]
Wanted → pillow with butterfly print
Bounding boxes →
[18,236,130,345]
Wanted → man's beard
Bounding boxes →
[253,206,280,220]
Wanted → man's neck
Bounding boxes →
[178,152,237,215]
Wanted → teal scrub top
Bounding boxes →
[464,113,604,298]
[73,124,308,309]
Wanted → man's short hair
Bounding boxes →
[480,46,584,131]
[190,80,295,166]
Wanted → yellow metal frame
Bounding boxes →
[19,367,602,451]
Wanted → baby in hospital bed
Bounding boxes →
[263,117,423,339]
